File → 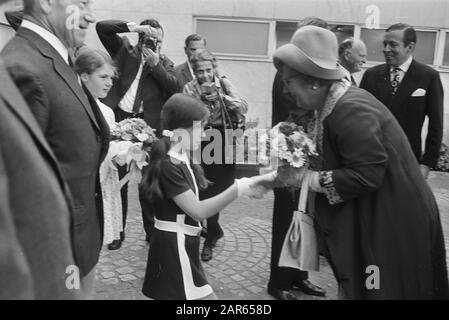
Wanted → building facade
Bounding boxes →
[1,0,449,143]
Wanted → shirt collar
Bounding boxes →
[21,20,69,65]
[392,55,413,73]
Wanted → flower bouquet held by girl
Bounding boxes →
[110,118,157,185]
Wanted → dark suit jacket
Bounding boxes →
[360,59,444,167]
[1,26,110,277]
[0,60,78,299]
[96,20,180,131]
[174,61,193,90]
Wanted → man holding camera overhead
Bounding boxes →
[96,19,179,246]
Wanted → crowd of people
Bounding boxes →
[0,0,448,300]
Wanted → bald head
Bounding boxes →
[339,38,367,73]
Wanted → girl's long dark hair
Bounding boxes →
[141,94,210,203]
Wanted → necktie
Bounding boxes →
[350,75,357,87]
[391,67,401,96]
[132,65,147,114]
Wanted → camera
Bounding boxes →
[143,36,158,52]
[200,83,216,95]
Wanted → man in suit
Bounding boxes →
[360,23,444,179]
[0,57,78,299]
[96,18,179,245]
[174,34,207,89]
[96,18,179,130]
[338,37,367,86]
[1,0,110,297]
[269,17,328,300]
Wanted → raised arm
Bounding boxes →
[95,20,133,57]
[173,172,275,221]
[173,184,238,221]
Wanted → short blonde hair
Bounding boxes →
[74,47,117,77]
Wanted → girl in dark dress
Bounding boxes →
[140,93,275,300]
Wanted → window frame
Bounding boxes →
[274,20,356,48]
[193,16,276,62]
[438,29,449,69]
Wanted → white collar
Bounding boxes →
[21,20,69,65]
[392,55,413,73]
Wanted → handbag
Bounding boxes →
[278,171,320,272]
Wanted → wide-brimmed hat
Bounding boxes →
[274,25,348,80]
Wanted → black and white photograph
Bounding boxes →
[0,0,449,302]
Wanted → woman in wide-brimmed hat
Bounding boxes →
[273,25,448,299]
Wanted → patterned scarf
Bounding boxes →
[311,79,352,168]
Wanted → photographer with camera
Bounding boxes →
[96,19,179,246]
[183,49,248,262]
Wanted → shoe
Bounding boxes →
[268,287,300,300]
[209,228,224,248]
[120,231,125,241]
[107,240,122,251]
[293,280,326,297]
[201,245,213,262]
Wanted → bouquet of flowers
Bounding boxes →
[109,118,157,185]
[258,122,317,187]
[111,118,157,144]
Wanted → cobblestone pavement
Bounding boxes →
[94,172,449,300]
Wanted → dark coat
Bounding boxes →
[96,20,180,131]
[174,61,194,90]
[0,60,78,299]
[1,26,110,277]
[360,60,444,168]
[315,86,448,299]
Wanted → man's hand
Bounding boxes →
[142,46,160,68]
[127,22,156,36]
[420,164,430,180]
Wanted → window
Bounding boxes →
[442,32,449,66]
[195,18,271,58]
[360,28,385,62]
[275,22,354,48]
[276,21,295,48]
[361,28,437,65]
